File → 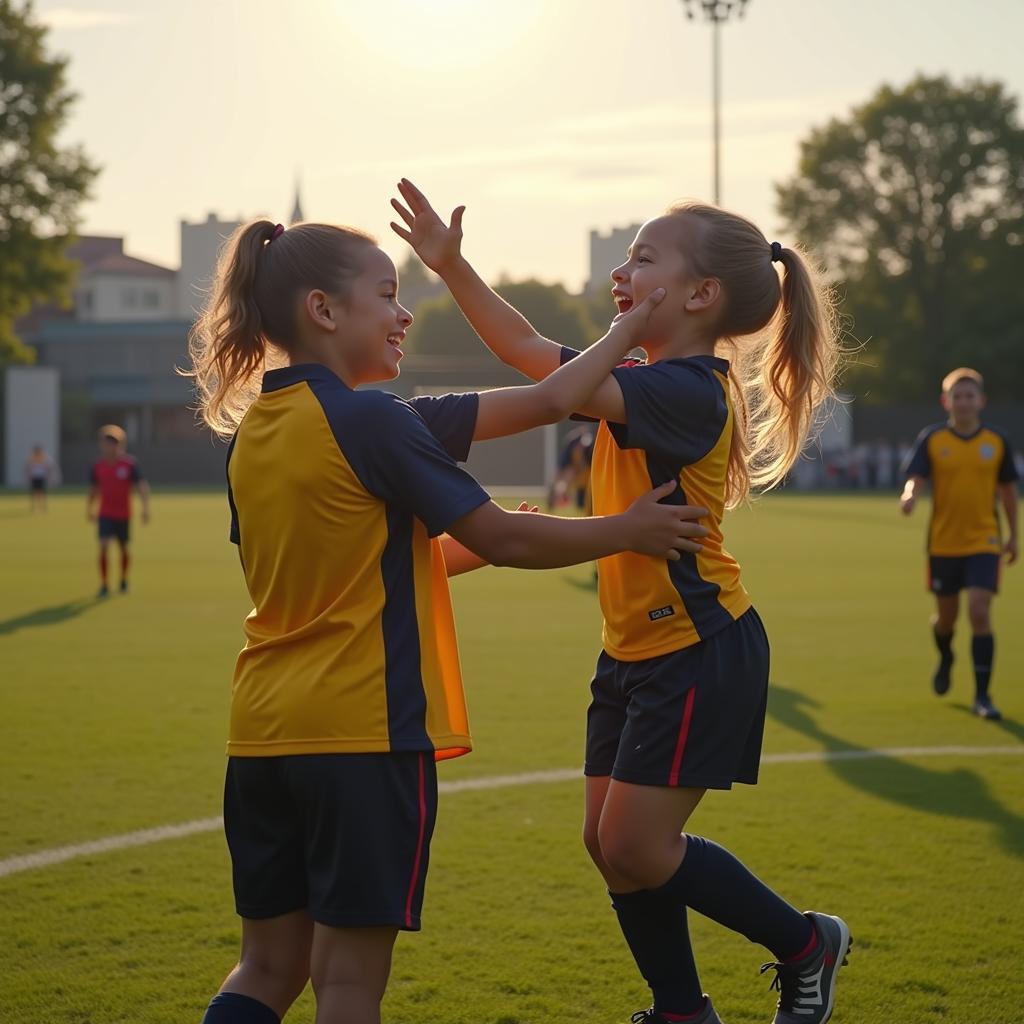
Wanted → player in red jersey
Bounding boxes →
[87,425,150,597]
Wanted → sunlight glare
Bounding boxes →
[328,0,546,73]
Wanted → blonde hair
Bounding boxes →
[185,220,376,438]
[666,202,841,508]
[98,424,126,447]
[941,367,984,394]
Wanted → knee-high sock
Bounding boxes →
[201,992,279,1024]
[972,634,994,699]
[99,548,108,584]
[610,887,704,1016]
[652,834,814,962]
[120,545,130,581]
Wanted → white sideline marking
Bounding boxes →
[1,744,1021,880]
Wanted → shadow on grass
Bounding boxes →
[768,684,1024,858]
[0,597,101,637]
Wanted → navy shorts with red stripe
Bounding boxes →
[928,553,1000,596]
[584,607,770,789]
[223,751,437,930]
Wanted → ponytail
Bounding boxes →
[732,245,839,505]
[666,202,841,507]
[187,220,278,438]
[184,219,375,438]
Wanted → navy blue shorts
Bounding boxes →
[223,752,437,930]
[585,607,770,789]
[928,554,1000,596]
[98,516,129,543]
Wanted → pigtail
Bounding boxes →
[186,220,279,438]
[735,247,839,503]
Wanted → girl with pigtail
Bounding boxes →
[391,180,850,1024]
[187,217,710,1024]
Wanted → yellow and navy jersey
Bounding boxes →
[561,348,751,661]
[225,363,489,760]
[904,422,1018,556]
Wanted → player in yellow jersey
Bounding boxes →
[901,368,1019,720]
[392,179,850,1024]
[186,218,708,1024]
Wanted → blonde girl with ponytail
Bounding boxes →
[187,217,710,1024]
[392,180,850,1024]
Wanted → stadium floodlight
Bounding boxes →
[680,0,751,205]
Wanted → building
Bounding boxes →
[177,212,244,320]
[72,236,177,322]
[17,201,587,488]
[587,223,641,293]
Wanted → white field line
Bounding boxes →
[1,744,1021,880]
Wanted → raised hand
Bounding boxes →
[390,178,465,274]
[624,481,708,561]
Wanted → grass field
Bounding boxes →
[1,490,1022,1024]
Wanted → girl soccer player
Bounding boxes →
[188,219,709,1024]
[391,180,850,1024]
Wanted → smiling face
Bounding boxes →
[331,247,413,385]
[609,216,710,354]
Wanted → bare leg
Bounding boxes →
[596,780,707,889]
[311,924,399,1024]
[218,910,313,1019]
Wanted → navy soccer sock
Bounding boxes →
[201,992,280,1024]
[933,627,954,667]
[972,634,995,699]
[653,834,814,962]
[610,887,704,1016]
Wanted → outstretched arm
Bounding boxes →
[469,289,648,440]
[446,482,708,569]
[391,179,626,423]
[441,502,539,576]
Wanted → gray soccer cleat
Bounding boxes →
[630,995,723,1023]
[761,912,851,1023]
[973,696,1002,720]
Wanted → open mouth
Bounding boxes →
[613,293,633,314]
[386,332,405,349]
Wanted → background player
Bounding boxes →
[86,424,150,597]
[548,425,595,513]
[25,443,59,512]
[901,367,1019,719]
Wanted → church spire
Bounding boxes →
[290,175,304,224]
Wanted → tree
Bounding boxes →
[405,278,600,357]
[0,0,98,366]
[777,75,1024,401]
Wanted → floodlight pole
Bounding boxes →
[681,0,750,205]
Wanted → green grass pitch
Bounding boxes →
[1,490,1022,1023]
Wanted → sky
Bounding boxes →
[35,0,1024,292]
